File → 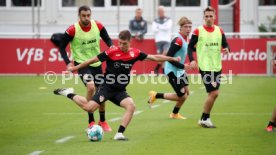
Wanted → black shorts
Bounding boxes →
[167,72,189,97]
[199,69,222,93]
[74,61,103,87]
[92,84,130,106]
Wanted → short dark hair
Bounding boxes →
[136,8,142,12]
[78,5,91,14]
[119,30,131,41]
[204,6,215,14]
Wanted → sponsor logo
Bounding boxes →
[221,49,267,61]
[211,82,217,88]
[16,47,73,65]
[129,51,134,57]
[114,62,120,68]
[205,42,219,47]
[99,95,105,103]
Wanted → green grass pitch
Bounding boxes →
[0,76,275,155]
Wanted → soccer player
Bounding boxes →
[54,30,180,140]
[58,5,113,131]
[188,6,230,128]
[266,56,276,132]
[148,17,192,119]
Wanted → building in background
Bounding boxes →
[0,0,275,38]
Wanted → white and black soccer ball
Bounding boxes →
[86,125,104,141]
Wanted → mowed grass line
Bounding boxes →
[0,76,275,155]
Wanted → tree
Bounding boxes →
[259,15,276,38]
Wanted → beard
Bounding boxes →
[81,20,90,26]
[206,21,213,27]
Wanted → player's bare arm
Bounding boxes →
[189,60,198,70]
[68,57,99,72]
[66,63,74,71]
[145,54,180,62]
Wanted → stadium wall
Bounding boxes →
[0,38,276,75]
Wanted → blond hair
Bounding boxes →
[178,16,192,26]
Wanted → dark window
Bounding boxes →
[159,0,200,6]
[176,0,200,6]
[62,0,74,6]
[0,0,6,6]
[111,0,138,6]
[93,0,104,6]
[219,0,234,5]
[62,0,104,7]
[259,0,276,5]
[12,0,41,6]
[159,0,170,6]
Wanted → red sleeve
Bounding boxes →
[105,46,119,55]
[95,20,104,31]
[192,28,199,36]
[65,25,75,37]
[219,27,225,35]
[174,37,183,47]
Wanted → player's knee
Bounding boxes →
[127,102,136,113]
[83,105,92,112]
[210,90,219,98]
[180,94,188,101]
[177,92,187,100]
[130,103,136,111]
[82,103,92,112]
[83,101,99,112]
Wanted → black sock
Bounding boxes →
[172,107,180,114]
[88,112,95,123]
[118,125,125,133]
[201,113,210,121]
[156,93,164,99]
[67,93,76,100]
[154,64,161,70]
[99,111,105,122]
[267,121,276,127]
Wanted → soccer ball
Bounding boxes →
[86,125,104,141]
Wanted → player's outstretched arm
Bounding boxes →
[145,54,180,62]
[68,57,99,72]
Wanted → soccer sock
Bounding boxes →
[201,113,210,121]
[99,111,106,122]
[154,64,161,70]
[88,112,95,123]
[118,125,125,133]
[67,93,76,100]
[267,121,276,127]
[156,93,164,99]
[172,106,180,114]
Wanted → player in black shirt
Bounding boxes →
[54,30,180,140]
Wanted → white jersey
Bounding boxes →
[152,17,172,42]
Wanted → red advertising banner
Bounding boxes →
[221,38,274,74]
[271,45,276,74]
[0,38,275,75]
